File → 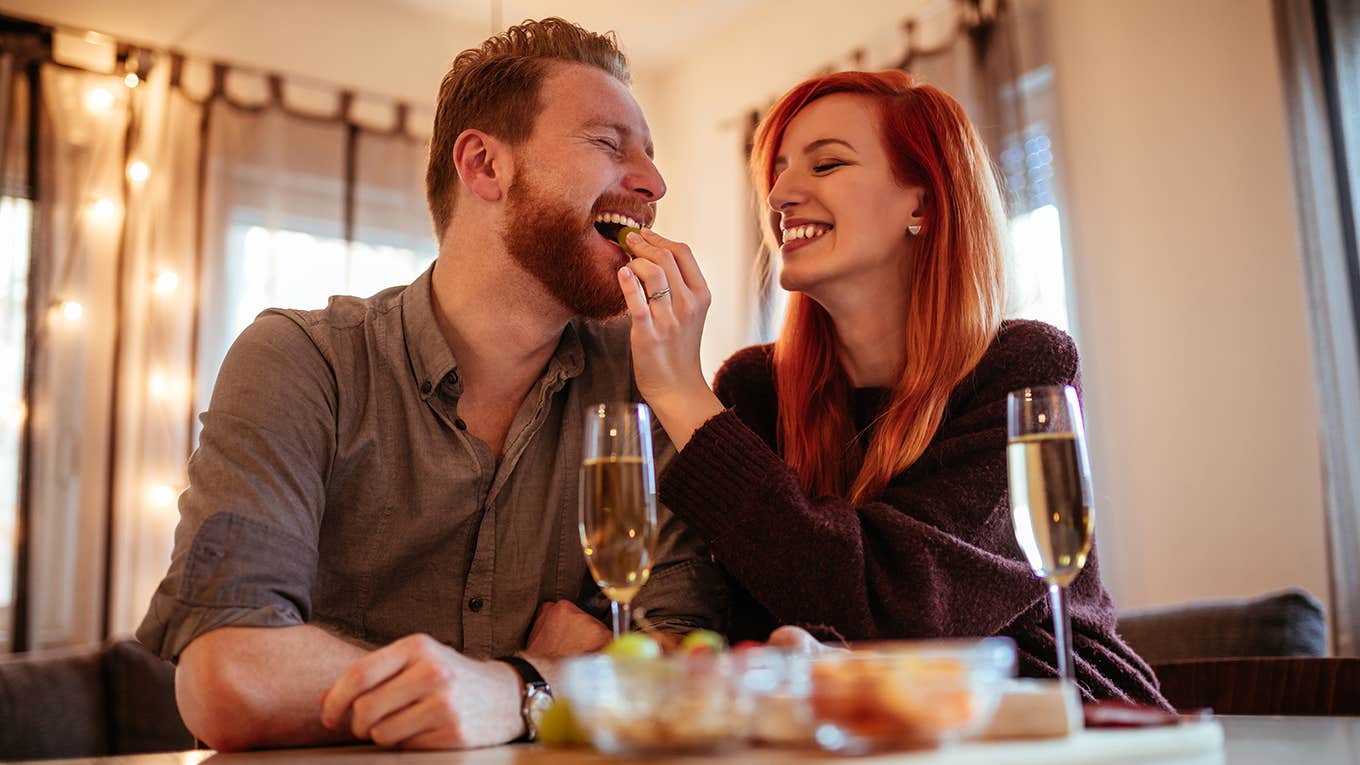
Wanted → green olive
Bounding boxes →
[615,226,643,256]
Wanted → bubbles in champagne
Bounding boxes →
[580,456,658,603]
[1006,433,1093,586]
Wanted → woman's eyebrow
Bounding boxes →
[803,138,856,154]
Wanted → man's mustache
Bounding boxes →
[590,194,656,228]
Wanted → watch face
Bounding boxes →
[526,685,554,730]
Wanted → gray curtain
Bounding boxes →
[1274,0,1360,657]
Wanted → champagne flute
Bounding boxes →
[580,402,659,638]
[1006,385,1094,682]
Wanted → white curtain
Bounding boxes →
[6,41,435,649]
[0,47,32,652]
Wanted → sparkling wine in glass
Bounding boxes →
[1006,384,1094,682]
[580,402,659,638]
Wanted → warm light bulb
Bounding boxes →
[148,371,168,398]
[3,401,25,426]
[85,87,115,114]
[124,72,139,88]
[149,484,178,508]
[61,301,84,321]
[128,161,150,183]
[88,197,118,220]
[153,270,180,294]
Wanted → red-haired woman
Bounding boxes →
[615,70,1165,706]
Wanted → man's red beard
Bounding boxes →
[501,175,627,321]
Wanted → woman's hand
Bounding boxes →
[617,229,723,450]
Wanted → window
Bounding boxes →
[225,224,434,346]
[0,196,31,630]
[1002,122,1070,334]
[1008,203,1069,333]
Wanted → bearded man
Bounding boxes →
[137,18,724,751]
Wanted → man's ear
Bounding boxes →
[453,128,509,202]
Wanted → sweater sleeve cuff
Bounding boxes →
[658,408,791,545]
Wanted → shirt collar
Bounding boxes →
[402,265,589,401]
[402,266,458,401]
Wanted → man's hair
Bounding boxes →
[425,18,630,239]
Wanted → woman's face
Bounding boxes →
[767,94,923,300]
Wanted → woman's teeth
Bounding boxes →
[593,212,645,229]
[781,224,831,244]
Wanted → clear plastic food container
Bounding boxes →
[807,638,1017,753]
[558,651,754,755]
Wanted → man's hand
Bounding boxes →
[525,600,612,657]
[320,634,522,749]
[767,625,837,654]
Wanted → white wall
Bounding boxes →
[1046,0,1329,611]
[645,0,1331,615]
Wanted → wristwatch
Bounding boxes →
[498,655,552,742]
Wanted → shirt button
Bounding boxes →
[468,597,485,612]
[454,418,467,430]
[420,380,432,394]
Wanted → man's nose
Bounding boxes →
[625,153,666,202]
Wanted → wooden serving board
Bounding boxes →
[180,721,1225,765]
[827,721,1225,765]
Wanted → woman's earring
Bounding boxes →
[908,224,922,236]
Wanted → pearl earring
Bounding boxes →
[908,225,922,236]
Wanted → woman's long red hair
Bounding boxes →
[750,70,1008,503]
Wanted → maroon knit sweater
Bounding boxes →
[658,319,1167,707]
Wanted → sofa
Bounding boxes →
[0,639,194,760]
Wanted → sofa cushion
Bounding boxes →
[103,640,195,754]
[1117,588,1327,664]
[0,645,109,760]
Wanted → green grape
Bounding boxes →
[603,632,661,659]
[537,699,589,747]
[679,629,727,655]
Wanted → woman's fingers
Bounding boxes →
[617,266,655,330]
[623,256,677,328]
[625,231,687,308]
[635,229,709,304]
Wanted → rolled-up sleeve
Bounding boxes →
[136,312,337,661]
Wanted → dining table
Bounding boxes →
[7,716,1358,765]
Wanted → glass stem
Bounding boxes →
[1049,581,1073,682]
[611,600,630,638]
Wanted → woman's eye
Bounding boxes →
[813,161,844,173]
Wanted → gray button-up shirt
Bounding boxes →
[138,266,725,661]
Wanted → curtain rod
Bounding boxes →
[716,0,1000,131]
[0,10,430,114]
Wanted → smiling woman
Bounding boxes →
[618,68,1168,708]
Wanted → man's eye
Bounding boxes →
[595,138,621,153]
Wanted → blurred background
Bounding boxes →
[0,0,1355,664]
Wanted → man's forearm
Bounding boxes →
[176,624,370,751]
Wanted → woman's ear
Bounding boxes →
[452,128,508,203]
[907,187,927,236]
[911,188,927,219]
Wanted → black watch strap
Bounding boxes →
[497,655,550,742]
